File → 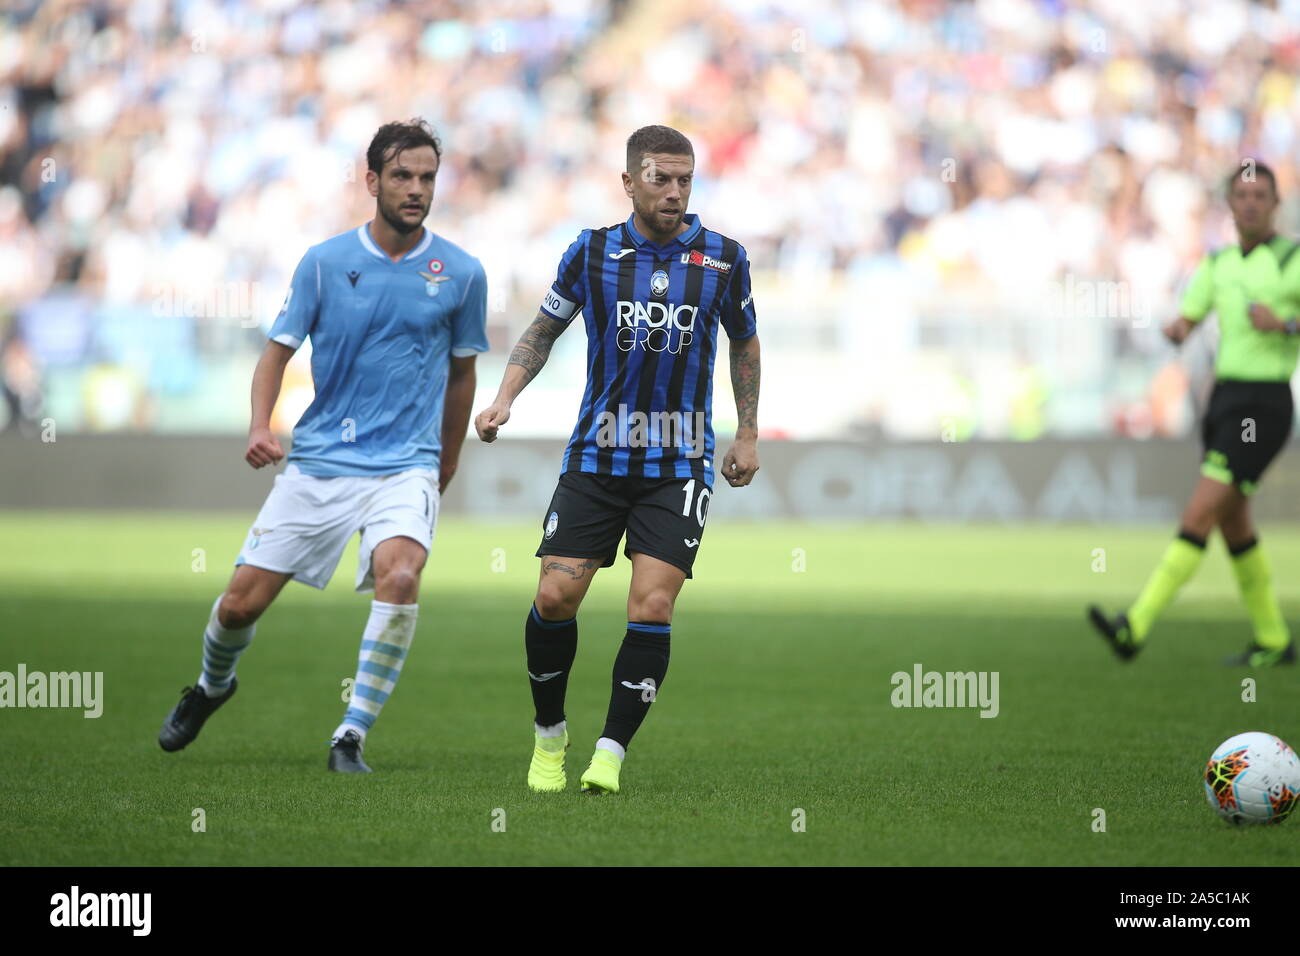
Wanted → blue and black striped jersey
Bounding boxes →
[539,213,757,486]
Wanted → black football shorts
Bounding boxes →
[1200,379,1294,495]
[535,471,712,578]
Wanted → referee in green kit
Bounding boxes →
[1090,161,1298,668]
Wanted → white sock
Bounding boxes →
[595,737,625,761]
[536,720,567,738]
[332,722,366,743]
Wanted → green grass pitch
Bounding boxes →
[1,511,1297,865]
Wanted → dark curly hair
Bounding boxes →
[367,119,442,175]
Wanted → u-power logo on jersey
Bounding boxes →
[615,301,698,353]
[680,250,732,273]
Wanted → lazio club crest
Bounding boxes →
[418,271,452,297]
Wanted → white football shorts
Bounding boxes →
[235,464,439,592]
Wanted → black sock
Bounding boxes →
[600,622,671,750]
[525,604,577,727]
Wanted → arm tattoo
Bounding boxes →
[508,311,566,385]
[729,338,761,433]
[543,557,602,580]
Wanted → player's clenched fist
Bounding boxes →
[474,402,511,443]
[245,425,284,468]
[721,440,759,488]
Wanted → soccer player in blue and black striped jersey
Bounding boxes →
[475,125,762,794]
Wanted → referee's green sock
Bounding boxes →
[1229,537,1291,651]
[1127,531,1207,642]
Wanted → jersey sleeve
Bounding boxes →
[720,247,757,340]
[538,230,589,324]
[1179,255,1215,322]
[1277,241,1300,321]
[451,259,490,357]
[268,248,321,348]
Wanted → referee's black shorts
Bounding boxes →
[535,471,711,578]
[1200,379,1294,495]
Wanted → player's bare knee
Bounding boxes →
[630,591,674,624]
[535,580,578,620]
[377,567,420,603]
[218,592,264,629]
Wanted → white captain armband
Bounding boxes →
[541,289,579,322]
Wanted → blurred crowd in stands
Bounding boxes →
[3,0,1300,439]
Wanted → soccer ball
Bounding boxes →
[1203,732,1300,825]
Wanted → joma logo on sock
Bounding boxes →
[0,664,103,718]
[890,664,999,718]
[621,677,657,702]
[50,886,151,936]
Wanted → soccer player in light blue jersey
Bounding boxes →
[159,119,488,772]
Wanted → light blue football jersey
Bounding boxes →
[268,224,489,477]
